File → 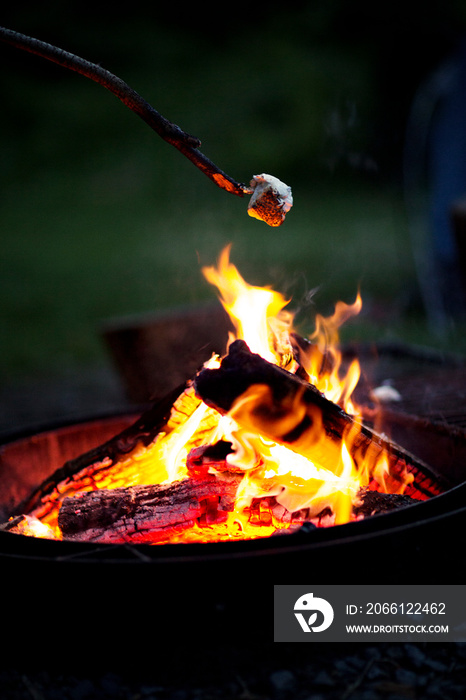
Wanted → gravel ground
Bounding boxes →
[1,642,465,699]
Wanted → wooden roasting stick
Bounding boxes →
[0,27,292,226]
[194,340,430,494]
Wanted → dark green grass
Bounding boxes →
[1,163,458,377]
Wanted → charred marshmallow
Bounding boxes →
[247,174,293,227]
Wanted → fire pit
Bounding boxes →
[1,249,466,663]
[1,409,465,663]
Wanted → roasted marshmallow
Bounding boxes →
[247,174,293,226]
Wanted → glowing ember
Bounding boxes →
[11,245,416,543]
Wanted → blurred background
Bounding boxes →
[1,1,466,429]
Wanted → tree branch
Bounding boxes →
[0,26,248,196]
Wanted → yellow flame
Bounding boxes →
[202,244,292,365]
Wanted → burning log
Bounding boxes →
[194,340,427,493]
[57,445,409,543]
[58,471,242,544]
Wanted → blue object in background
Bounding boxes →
[405,37,466,331]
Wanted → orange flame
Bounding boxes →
[18,245,406,541]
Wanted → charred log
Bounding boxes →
[194,340,442,497]
[58,471,242,543]
[353,489,421,517]
[186,440,234,477]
